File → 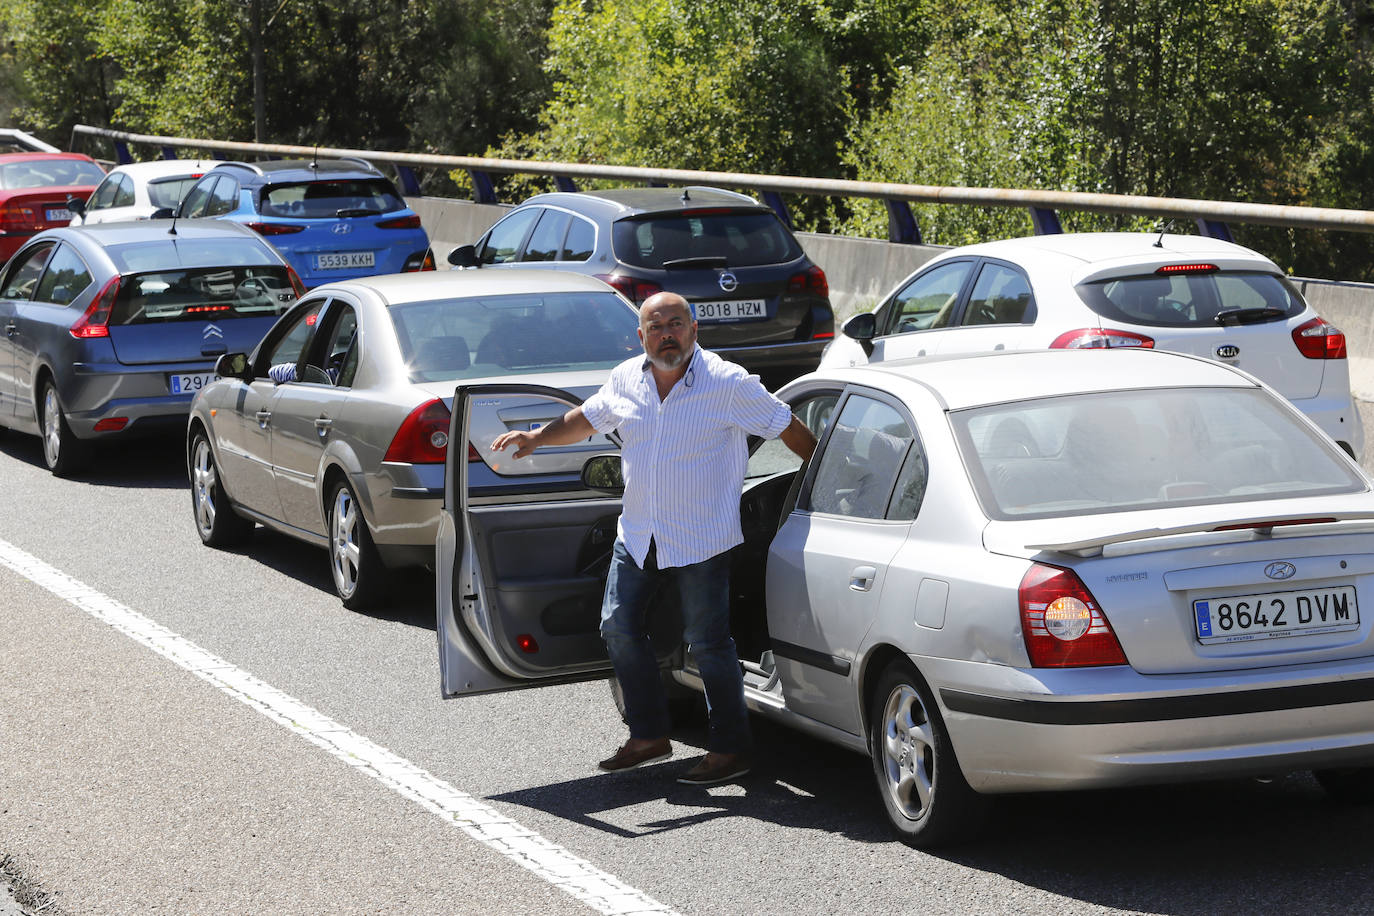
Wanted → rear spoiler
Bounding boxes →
[1027,510,1374,557]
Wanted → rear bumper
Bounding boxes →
[713,337,831,375]
[921,654,1374,793]
[60,361,219,438]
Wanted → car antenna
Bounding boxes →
[680,188,690,204]
[311,145,319,170]
[167,209,178,236]
[1153,219,1176,248]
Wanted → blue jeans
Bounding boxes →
[600,538,750,754]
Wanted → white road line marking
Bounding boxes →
[0,537,674,916]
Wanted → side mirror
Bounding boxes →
[65,196,86,218]
[149,207,175,220]
[842,312,877,341]
[580,454,624,494]
[447,244,480,269]
[215,352,253,381]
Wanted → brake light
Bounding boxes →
[286,267,306,297]
[788,265,829,299]
[0,203,38,233]
[377,214,422,230]
[245,222,305,236]
[596,273,662,304]
[383,398,451,464]
[1049,328,1155,349]
[1019,563,1127,667]
[1292,316,1347,359]
[402,248,435,272]
[70,276,120,338]
[186,304,231,314]
[1156,263,1218,275]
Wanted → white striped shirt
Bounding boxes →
[581,345,793,569]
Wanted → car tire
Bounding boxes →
[328,478,385,610]
[189,430,253,547]
[868,661,989,847]
[1315,767,1374,804]
[39,380,85,477]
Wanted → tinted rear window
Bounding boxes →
[110,267,297,325]
[956,387,1363,520]
[0,158,104,189]
[147,176,203,209]
[1075,270,1305,328]
[259,178,405,219]
[612,210,802,269]
[106,237,282,273]
[389,291,640,382]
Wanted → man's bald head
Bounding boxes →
[637,292,697,372]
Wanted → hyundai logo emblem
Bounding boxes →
[1216,344,1240,359]
[1264,561,1296,580]
[202,324,223,339]
[332,222,352,235]
[718,271,739,293]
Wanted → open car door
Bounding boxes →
[437,383,680,698]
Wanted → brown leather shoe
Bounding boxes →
[598,738,671,772]
[676,752,751,786]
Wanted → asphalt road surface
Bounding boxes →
[4,427,1374,916]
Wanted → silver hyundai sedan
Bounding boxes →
[436,347,1374,846]
[0,220,301,475]
[187,270,640,609]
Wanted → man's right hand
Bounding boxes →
[491,429,539,459]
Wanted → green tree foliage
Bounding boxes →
[0,0,118,141]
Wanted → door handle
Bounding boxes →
[255,409,272,428]
[314,417,333,437]
[849,565,877,592]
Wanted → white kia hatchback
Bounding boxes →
[821,232,1364,458]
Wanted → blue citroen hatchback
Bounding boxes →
[176,159,433,288]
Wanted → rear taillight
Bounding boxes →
[467,443,482,462]
[402,248,435,272]
[286,267,307,297]
[245,222,305,236]
[596,273,662,304]
[1049,328,1155,349]
[70,276,121,339]
[788,265,829,299]
[383,398,451,464]
[377,214,422,230]
[1292,316,1347,359]
[1019,563,1127,667]
[1156,263,1218,275]
[0,203,38,233]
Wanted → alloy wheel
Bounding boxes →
[880,683,936,821]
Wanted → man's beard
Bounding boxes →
[647,340,689,370]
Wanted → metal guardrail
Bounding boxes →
[70,124,1374,245]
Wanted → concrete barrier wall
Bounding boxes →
[410,195,1374,468]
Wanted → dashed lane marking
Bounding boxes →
[0,537,674,916]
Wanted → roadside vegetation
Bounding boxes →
[1,0,1371,278]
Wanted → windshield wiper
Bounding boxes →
[335,207,383,218]
[662,256,729,270]
[1214,306,1287,326]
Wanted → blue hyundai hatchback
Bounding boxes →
[176,159,433,288]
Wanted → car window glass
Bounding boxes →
[180,177,215,217]
[111,267,297,325]
[204,176,239,216]
[887,434,929,520]
[612,211,802,268]
[480,208,540,265]
[307,306,359,387]
[886,262,973,334]
[89,174,120,209]
[962,263,1033,326]
[747,393,838,480]
[957,386,1364,520]
[807,395,914,519]
[259,178,404,219]
[562,216,595,261]
[0,157,103,189]
[522,210,571,262]
[261,298,327,377]
[1076,270,1303,328]
[111,173,136,208]
[0,244,56,300]
[33,244,92,306]
[147,176,202,210]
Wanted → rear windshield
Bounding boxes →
[1075,270,1305,328]
[259,178,405,219]
[0,158,104,189]
[389,291,640,383]
[106,238,282,273]
[612,210,803,269]
[110,267,297,326]
[147,176,203,209]
[955,387,1364,520]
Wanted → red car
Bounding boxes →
[0,152,105,261]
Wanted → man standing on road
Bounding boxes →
[491,291,816,786]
